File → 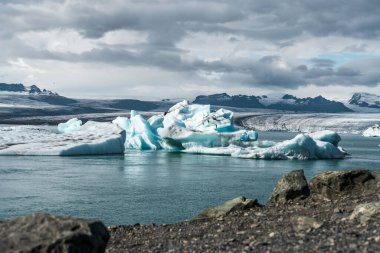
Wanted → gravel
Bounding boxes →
[106,193,380,252]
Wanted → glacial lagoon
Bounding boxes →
[0,132,379,225]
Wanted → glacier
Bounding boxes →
[363,124,380,137]
[0,100,347,159]
[240,113,380,134]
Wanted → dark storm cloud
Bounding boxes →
[1,0,380,90]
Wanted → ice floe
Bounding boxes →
[0,122,125,155]
[0,100,348,159]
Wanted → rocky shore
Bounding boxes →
[1,169,380,252]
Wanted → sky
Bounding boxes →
[1,0,380,100]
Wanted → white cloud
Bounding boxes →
[8,58,45,74]
[0,0,379,99]
[18,29,98,54]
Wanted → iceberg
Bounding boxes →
[363,124,380,137]
[233,133,346,160]
[0,100,347,159]
[183,132,346,160]
[0,122,125,156]
[112,100,257,150]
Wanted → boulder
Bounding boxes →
[194,196,260,220]
[268,170,310,204]
[0,213,109,253]
[350,202,380,224]
[309,170,379,200]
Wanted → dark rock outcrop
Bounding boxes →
[268,169,310,204]
[194,196,260,220]
[309,170,380,200]
[0,213,109,253]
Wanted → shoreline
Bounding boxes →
[105,169,380,252]
[2,169,379,252]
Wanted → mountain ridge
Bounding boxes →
[194,93,353,113]
[1,83,380,116]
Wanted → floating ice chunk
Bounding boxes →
[0,122,125,155]
[233,134,346,160]
[57,118,82,133]
[363,124,380,137]
[308,130,341,146]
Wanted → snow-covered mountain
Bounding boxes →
[194,93,352,113]
[193,93,264,109]
[0,83,57,95]
[349,92,380,109]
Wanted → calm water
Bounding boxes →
[0,132,379,225]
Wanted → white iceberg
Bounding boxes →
[0,100,347,159]
[112,100,257,150]
[233,133,346,160]
[363,124,380,137]
[183,131,346,160]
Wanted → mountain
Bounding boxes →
[0,83,162,123]
[193,93,353,113]
[349,92,380,109]
[193,93,264,108]
[0,83,57,95]
[264,94,353,113]
[0,83,78,106]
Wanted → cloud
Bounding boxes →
[0,0,379,99]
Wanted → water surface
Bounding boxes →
[0,132,379,225]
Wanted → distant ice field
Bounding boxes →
[238,113,380,134]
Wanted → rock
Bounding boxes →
[309,170,379,200]
[194,196,260,220]
[293,216,322,232]
[350,202,380,224]
[268,169,310,204]
[0,213,109,253]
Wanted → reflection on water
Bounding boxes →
[0,132,379,225]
